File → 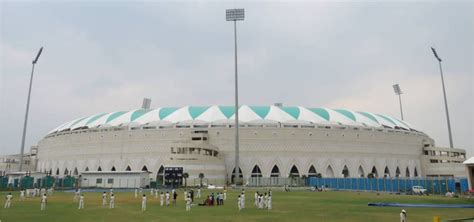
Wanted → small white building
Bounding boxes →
[80,171,150,188]
[463,157,474,190]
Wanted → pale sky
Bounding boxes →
[0,1,473,157]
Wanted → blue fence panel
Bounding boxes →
[308,177,467,194]
[460,178,468,193]
[376,179,383,191]
[447,179,455,192]
[351,178,357,190]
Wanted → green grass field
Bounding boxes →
[1,189,473,222]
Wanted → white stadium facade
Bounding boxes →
[31,104,467,187]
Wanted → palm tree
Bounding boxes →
[183,172,189,187]
[198,173,205,187]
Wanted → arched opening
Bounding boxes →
[111,166,116,171]
[384,166,390,178]
[308,165,317,177]
[342,165,350,178]
[289,165,300,177]
[64,168,69,176]
[73,167,78,175]
[125,166,131,171]
[358,166,365,178]
[84,167,89,172]
[405,167,410,177]
[251,165,262,177]
[326,165,334,178]
[414,167,418,177]
[369,166,378,178]
[395,167,400,178]
[141,165,148,172]
[156,166,164,185]
[56,168,60,175]
[270,165,280,177]
[231,167,243,183]
[97,166,102,171]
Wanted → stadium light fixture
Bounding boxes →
[226,8,244,185]
[431,47,453,148]
[19,46,44,172]
[392,84,404,121]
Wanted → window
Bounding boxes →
[96,178,103,184]
[107,178,114,184]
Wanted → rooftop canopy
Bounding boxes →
[48,105,416,134]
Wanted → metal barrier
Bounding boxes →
[308,177,469,194]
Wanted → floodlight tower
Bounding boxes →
[226,8,244,185]
[19,47,43,172]
[431,47,454,148]
[392,84,404,120]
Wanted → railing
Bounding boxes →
[246,177,469,194]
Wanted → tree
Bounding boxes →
[183,172,189,187]
[316,173,322,178]
[199,173,205,187]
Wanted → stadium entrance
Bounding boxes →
[164,166,183,187]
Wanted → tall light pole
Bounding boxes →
[226,8,244,185]
[19,46,43,172]
[392,84,404,120]
[431,47,454,148]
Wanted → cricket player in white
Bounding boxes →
[160,192,164,206]
[400,209,407,222]
[237,195,242,211]
[109,194,115,209]
[240,192,245,209]
[135,188,138,198]
[20,190,25,201]
[263,193,268,208]
[109,189,114,199]
[102,192,108,206]
[165,192,170,206]
[73,189,80,202]
[185,195,192,212]
[4,193,13,208]
[141,194,147,211]
[197,188,201,198]
[254,191,258,207]
[267,195,272,210]
[184,190,187,201]
[223,189,227,200]
[139,188,143,196]
[41,194,47,211]
[78,194,85,209]
[150,188,154,196]
[154,189,158,199]
[47,187,53,196]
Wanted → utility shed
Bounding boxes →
[80,171,150,188]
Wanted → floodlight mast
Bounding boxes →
[19,47,43,172]
[226,8,244,185]
[392,84,404,120]
[431,47,454,148]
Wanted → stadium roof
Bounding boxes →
[48,105,416,134]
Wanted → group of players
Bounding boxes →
[4,187,273,212]
[237,189,272,211]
